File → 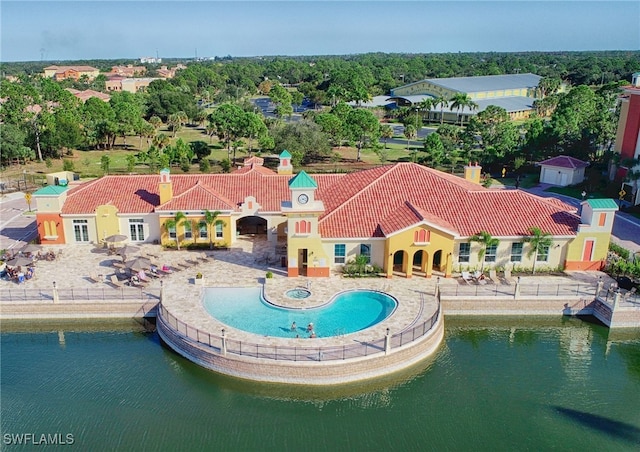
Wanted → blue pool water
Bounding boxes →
[202,287,397,338]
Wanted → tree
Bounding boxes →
[125,154,137,173]
[537,76,562,98]
[100,155,111,174]
[208,103,247,158]
[199,210,224,250]
[314,113,344,147]
[524,227,553,274]
[403,124,417,151]
[380,124,394,149]
[165,211,187,250]
[450,93,478,127]
[470,231,500,272]
[423,132,446,167]
[433,96,449,124]
[270,121,331,165]
[345,108,380,161]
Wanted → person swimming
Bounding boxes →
[291,322,297,331]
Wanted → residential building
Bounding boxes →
[106,65,147,77]
[43,65,100,81]
[613,73,640,203]
[65,88,110,103]
[34,153,616,276]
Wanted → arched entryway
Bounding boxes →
[393,250,408,276]
[236,216,267,235]
[432,250,443,271]
[413,250,428,276]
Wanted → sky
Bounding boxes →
[1,1,638,62]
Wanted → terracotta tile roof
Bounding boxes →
[317,163,579,238]
[158,181,235,212]
[538,155,589,169]
[59,163,580,238]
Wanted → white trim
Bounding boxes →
[384,220,458,239]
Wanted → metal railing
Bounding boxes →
[444,283,596,298]
[0,287,160,302]
[158,300,441,362]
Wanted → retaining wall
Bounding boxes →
[157,311,445,385]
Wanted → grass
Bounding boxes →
[545,185,605,200]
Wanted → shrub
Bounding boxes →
[62,159,74,171]
[609,242,630,260]
[265,271,273,279]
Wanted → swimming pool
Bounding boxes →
[202,287,397,338]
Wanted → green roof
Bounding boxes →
[586,199,618,210]
[288,171,318,189]
[279,150,292,158]
[34,185,68,196]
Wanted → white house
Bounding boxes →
[538,156,589,187]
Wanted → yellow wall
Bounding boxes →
[159,215,232,247]
[385,226,455,278]
[565,231,611,262]
[95,205,120,242]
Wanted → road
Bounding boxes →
[0,192,38,251]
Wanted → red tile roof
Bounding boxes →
[538,155,589,169]
[60,163,580,238]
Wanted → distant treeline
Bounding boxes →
[2,50,638,90]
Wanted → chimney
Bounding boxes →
[159,168,173,204]
[278,150,293,175]
[464,162,482,184]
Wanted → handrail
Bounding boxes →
[158,299,441,362]
[0,287,161,302]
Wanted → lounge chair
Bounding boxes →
[177,260,192,269]
[489,269,501,285]
[110,275,125,288]
[623,287,637,299]
[461,271,475,284]
[90,272,103,283]
[198,252,210,262]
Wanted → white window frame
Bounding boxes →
[458,243,470,263]
[334,244,346,264]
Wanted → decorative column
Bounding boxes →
[384,328,391,354]
[221,329,227,356]
[514,276,521,300]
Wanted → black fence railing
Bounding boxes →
[159,300,441,363]
[0,287,160,302]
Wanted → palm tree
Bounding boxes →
[470,231,500,272]
[450,93,478,127]
[199,210,224,250]
[434,96,449,124]
[524,227,553,274]
[418,98,434,124]
[165,211,187,250]
[404,124,417,151]
[380,124,393,149]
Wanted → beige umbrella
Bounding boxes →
[118,245,141,258]
[124,257,151,272]
[20,244,42,254]
[6,256,34,267]
[104,234,128,244]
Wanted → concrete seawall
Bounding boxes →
[0,301,158,319]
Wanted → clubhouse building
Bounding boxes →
[34,152,617,277]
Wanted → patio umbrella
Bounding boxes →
[118,245,140,257]
[20,244,42,254]
[104,234,128,243]
[6,256,34,267]
[124,257,151,272]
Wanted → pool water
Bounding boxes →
[285,288,311,299]
[202,287,397,338]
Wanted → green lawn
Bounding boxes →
[545,186,605,200]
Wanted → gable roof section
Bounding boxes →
[61,176,160,214]
[317,163,579,238]
[539,155,589,169]
[157,181,235,212]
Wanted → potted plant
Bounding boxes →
[195,272,205,285]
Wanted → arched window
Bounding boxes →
[414,229,430,243]
[295,220,311,235]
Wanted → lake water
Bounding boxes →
[1,317,639,450]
